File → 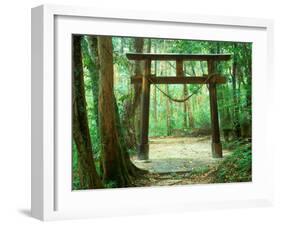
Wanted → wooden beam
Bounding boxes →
[176,60,183,77]
[131,75,226,84]
[127,53,231,61]
[208,60,223,158]
[138,60,151,160]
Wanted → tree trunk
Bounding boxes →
[183,64,195,130]
[147,38,151,52]
[120,38,124,54]
[200,61,205,75]
[134,38,146,144]
[231,43,241,138]
[220,84,232,128]
[81,36,101,153]
[122,38,145,149]
[244,43,252,139]
[183,85,188,130]
[184,85,195,129]
[214,42,232,135]
[98,36,144,187]
[85,36,100,129]
[191,62,196,75]
[161,40,172,136]
[153,41,157,133]
[165,84,172,136]
[153,63,157,126]
[72,35,103,189]
[245,43,252,109]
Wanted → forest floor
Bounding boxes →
[132,136,232,187]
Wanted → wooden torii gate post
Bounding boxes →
[127,53,231,160]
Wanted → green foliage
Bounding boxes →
[194,103,211,128]
[213,143,252,183]
[72,142,81,190]
[112,37,252,139]
[73,35,252,189]
[222,139,244,150]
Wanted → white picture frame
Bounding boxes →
[31,4,274,221]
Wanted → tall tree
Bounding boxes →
[122,38,145,149]
[214,42,232,137]
[231,43,241,138]
[72,35,103,189]
[85,36,100,130]
[184,87,195,129]
[133,38,145,145]
[81,36,101,154]
[153,41,158,131]
[183,65,195,130]
[165,84,172,135]
[98,36,144,187]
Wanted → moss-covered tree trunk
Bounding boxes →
[72,35,103,189]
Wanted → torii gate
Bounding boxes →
[126,53,231,160]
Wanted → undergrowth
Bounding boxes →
[213,142,252,183]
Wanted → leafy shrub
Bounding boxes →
[213,143,252,183]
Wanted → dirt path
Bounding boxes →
[132,136,231,186]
